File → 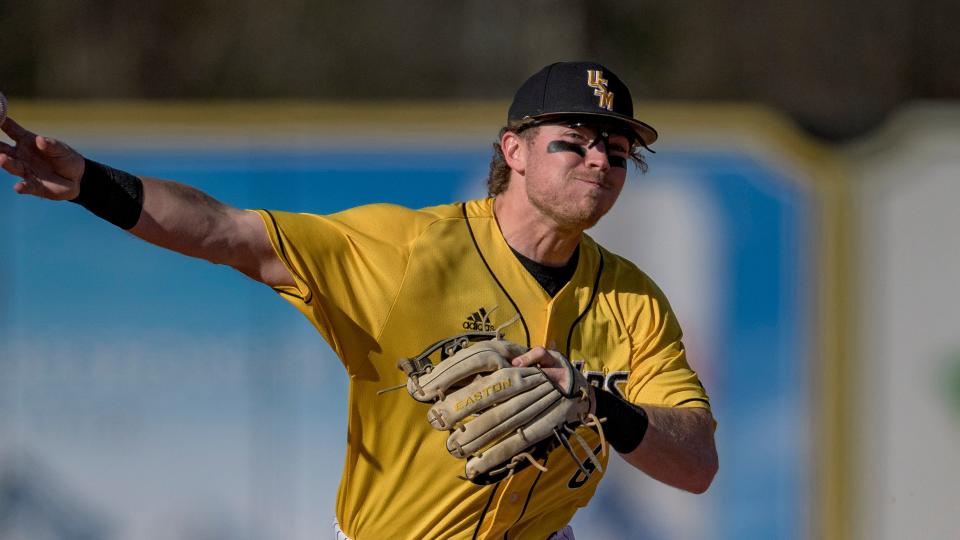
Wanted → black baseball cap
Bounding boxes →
[508,61,658,147]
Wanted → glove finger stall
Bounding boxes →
[428,367,544,430]
[464,399,581,480]
[446,380,557,458]
[407,340,528,402]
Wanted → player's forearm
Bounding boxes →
[65,157,239,260]
[132,178,289,284]
[621,406,718,493]
[68,159,291,286]
[132,177,244,264]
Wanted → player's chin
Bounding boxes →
[565,203,612,231]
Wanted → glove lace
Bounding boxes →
[583,413,608,460]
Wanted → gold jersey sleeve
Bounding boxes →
[251,204,439,372]
[614,256,711,410]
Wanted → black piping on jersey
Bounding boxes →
[463,202,530,540]
[463,207,606,538]
[472,482,501,540]
[461,203,530,348]
[564,248,604,358]
[261,209,313,304]
[503,249,603,538]
[503,456,548,540]
[675,397,711,407]
[501,247,603,537]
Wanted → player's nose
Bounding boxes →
[583,143,611,172]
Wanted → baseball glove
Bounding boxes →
[397,336,606,485]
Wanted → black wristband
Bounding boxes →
[69,159,144,230]
[594,389,649,454]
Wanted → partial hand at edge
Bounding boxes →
[0,116,85,200]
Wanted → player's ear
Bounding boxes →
[501,130,527,175]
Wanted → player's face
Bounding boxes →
[521,122,630,231]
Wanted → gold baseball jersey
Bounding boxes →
[253,198,710,540]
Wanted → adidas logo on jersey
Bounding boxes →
[463,307,496,332]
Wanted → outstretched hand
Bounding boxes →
[0,117,85,200]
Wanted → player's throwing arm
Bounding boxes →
[0,113,293,288]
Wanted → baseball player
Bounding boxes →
[1,61,717,539]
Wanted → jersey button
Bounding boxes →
[508,492,520,504]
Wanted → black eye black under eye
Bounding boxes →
[548,139,628,168]
[547,140,586,157]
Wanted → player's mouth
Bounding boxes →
[574,176,612,190]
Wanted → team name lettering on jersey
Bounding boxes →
[566,364,629,488]
[573,361,628,399]
[568,444,604,489]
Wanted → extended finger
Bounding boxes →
[0,153,27,178]
[12,179,36,195]
[7,161,38,195]
[511,347,554,367]
[36,135,74,158]
[11,166,50,197]
[0,117,37,145]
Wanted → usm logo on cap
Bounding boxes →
[587,70,614,111]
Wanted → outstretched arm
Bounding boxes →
[0,117,293,287]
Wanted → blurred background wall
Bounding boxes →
[3,0,959,141]
[1,2,959,539]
